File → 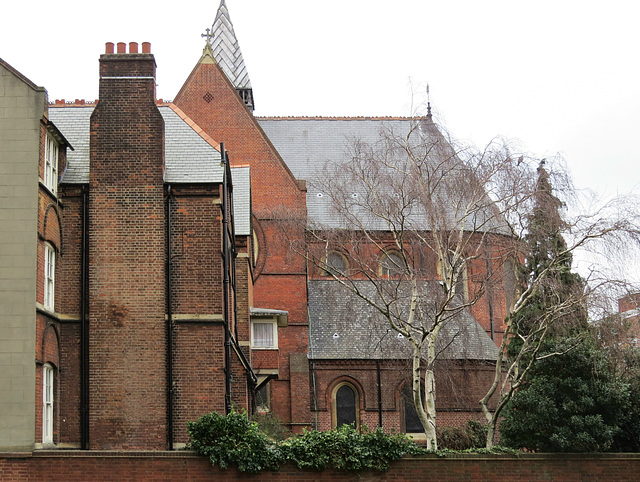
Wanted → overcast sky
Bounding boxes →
[2,0,638,197]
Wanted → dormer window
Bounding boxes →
[44,133,59,195]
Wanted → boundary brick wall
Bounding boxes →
[1,452,639,481]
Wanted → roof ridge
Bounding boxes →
[50,99,175,107]
[256,116,427,121]
[168,103,221,151]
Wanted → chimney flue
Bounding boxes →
[129,42,138,53]
[105,42,114,54]
[117,42,126,53]
[142,42,151,53]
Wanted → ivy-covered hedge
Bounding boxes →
[187,411,424,474]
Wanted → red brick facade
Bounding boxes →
[8,20,514,454]
[173,47,312,432]
[44,43,253,450]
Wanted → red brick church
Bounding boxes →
[0,0,508,451]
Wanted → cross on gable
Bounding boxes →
[201,28,213,43]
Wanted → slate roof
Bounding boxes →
[48,104,251,236]
[258,117,507,234]
[307,280,499,361]
[207,0,252,90]
[49,106,92,184]
[50,105,225,184]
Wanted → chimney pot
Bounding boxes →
[105,42,115,54]
[129,42,138,53]
[117,42,126,54]
[142,42,151,53]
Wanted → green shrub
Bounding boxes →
[281,424,424,472]
[251,412,290,442]
[187,411,424,474]
[186,410,282,473]
[437,420,488,450]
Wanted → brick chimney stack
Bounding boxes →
[88,42,167,449]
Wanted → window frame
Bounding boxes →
[44,243,55,311]
[400,384,424,434]
[44,133,59,195]
[379,250,405,278]
[42,363,54,444]
[254,383,271,413]
[251,319,278,349]
[331,382,360,429]
[322,251,348,277]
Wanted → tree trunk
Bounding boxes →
[413,343,437,450]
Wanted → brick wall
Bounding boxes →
[174,49,310,430]
[1,452,639,481]
[311,359,497,432]
[87,44,167,449]
[172,323,226,444]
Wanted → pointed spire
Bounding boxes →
[426,83,432,119]
[204,0,254,109]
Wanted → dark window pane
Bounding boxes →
[336,385,357,427]
[402,385,423,433]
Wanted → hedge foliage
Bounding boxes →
[187,410,424,474]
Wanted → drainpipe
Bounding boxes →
[80,184,89,449]
[376,360,383,428]
[305,256,319,430]
[221,143,232,415]
[483,237,495,341]
[165,184,174,449]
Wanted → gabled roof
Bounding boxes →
[307,280,499,361]
[206,0,252,91]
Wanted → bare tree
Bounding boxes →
[279,113,640,450]
[279,116,532,449]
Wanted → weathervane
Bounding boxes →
[426,83,432,117]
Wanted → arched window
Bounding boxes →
[333,383,359,428]
[323,251,348,276]
[401,384,423,433]
[380,251,404,277]
[252,230,259,268]
[42,363,54,443]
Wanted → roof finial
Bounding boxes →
[201,27,214,44]
[426,83,432,118]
